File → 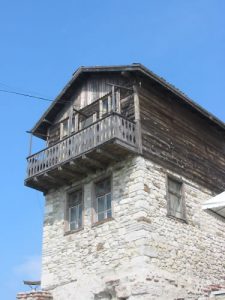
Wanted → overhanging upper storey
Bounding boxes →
[25,69,141,192]
[25,64,225,193]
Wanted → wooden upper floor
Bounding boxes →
[25,64,225,193]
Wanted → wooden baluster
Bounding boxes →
[82,129,85,152]
[99,99,103,119]
[87,128,90,150]
[105,117,108,140]
[59,142,62,163]
[108,115,112,139]
[117,115,121,140]
[108,95,111,113]
[93,113,97,147]
[116,90,121,113]
[76,133,80,156]
[71,136,74,157]
[103,118,107,141]
[75,114,79,133]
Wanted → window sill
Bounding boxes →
[64,227,84,236]
[92,217,114,228]
[166,214,188,224]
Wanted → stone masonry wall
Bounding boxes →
[41,155,225,300]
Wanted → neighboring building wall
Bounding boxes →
[41,156,225,300]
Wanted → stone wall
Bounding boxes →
[41,156,225,299]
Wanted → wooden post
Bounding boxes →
[108,95,111,113]
[99,99,103,118]
[111,85,115,112]
[68,106,73,134]
[133,85,142,154]
[28,132,33,156]
[116,90,121,113]
[74,113,79,132]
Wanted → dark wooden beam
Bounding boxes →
[96,148,121,162]
[69,161,90,174]
[82,154,105,170]
[25,177,49,193]
[43,173,67,186]
[34,176,39,182]
[58,166,82,178]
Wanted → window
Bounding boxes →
[102,98,109,115]
[99,97,111,118]
[82,115,93,128]
[80,113,97,129]
[167,176,186,220]
[61,119,69,138]
[94,178,112,223]
[67,190,83,231]
[71,114,77,133]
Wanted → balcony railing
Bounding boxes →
[27,113,137,178]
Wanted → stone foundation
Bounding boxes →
[41,156,225,299]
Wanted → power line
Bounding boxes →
[0,81,50,99]
[0,88,87,116]
[0,88,57,102]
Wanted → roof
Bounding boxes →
[31,63,225,139]
[202,192,225,218]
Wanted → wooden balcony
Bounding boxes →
[25,113,138,192]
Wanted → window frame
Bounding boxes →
[92,176,113,225]
[65,187,84,234]
[79,113,97,130]
[60,118,69,139]
[166,175,187,222]
[71,113,79,134]
[102,97,110,116]
[99,96,111,118]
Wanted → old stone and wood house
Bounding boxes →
[17,64,225,300]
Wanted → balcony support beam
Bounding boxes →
[82,154,105,170]
[43,173,67,186]
[69,161,90,174]
[32,176,49,193]
[96,148,121,162]
[58,166,83,178]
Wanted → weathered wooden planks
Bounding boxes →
[138,85,225,192]
[26,114,138,179]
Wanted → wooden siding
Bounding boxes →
[138,85,225,193]
[47,74,135,145]
[55,73,133,122]
[48,123,60,146]
[76,74,132,108]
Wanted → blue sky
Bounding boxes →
[0,1,224,299]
